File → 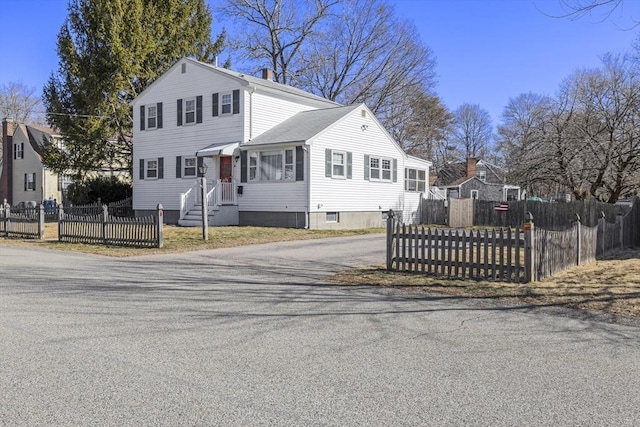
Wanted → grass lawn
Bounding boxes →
[2,223,638,320]
[0,222,383,257]
[330,248,640,320]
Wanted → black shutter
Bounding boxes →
[347,152,352,179]
[233,89,240,114]
[325,149,332,177]
[176,156,182,178]
[296,146,304,181]
[212,93,219,117]
[177,99,183,126]
[157,102,163,128]
[240,151,247,183]
[158,157,164,179]
[24,173,27,191]
[139,159,145,180]
[196,95,203,123]
[140,105,145,130]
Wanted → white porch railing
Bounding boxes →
[179,179,237,220]
[427,187,446,200]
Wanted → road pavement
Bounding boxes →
[1,235,639,426]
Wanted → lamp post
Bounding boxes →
[198,162,208,240]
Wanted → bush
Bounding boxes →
[66,177,131,205]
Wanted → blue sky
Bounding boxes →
[0,0,637,126]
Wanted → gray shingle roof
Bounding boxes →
[196,60,339,107]
[243,104,361,147]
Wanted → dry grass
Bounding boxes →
[0,223,382,257]
[330,248,640,319]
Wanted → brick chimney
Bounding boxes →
[466,157,477,178]
[1,118,15,204]
[261,68,274,81]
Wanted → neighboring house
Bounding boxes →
[132,57,432,228]
[433,158,521,201]
[0,118,70,206]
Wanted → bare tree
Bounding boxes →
[219,0,437,139]
[497,92,554,195]
[544,0,639,28]
[219,0,337,85]
[496,51,640,202]
[0,82,43,123]
[400,92,453,163]
[450,104,493,160]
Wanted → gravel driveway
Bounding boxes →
[1,235,639,426]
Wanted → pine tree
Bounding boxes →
[43,0,224,179]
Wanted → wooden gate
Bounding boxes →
[448,198,473,227]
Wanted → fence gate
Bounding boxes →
[448,198,473,228]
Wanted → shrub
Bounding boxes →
[66,177,131,205]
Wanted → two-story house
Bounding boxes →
[132,57,431,228]
[0,118,69,207]
[433,158,521,201]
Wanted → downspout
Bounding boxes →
[304,145,310,229]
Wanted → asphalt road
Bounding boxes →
[1,235,639,426]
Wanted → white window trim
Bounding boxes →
[249,149,295,182]
[26,172,36,191]
[184,97,196,125]
[14,143,23,159]
[470,189,479,199]
[221,92,232,115]
[146,158,159,180]
[183,157,197,178]
[404,168,426,192]
[370,156,392,182]
[477,170,486,182]
[331,150,346,179]
[147,105,157,129]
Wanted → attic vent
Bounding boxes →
[361,109,366,118]
[181,63,186,73]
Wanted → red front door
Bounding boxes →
[220,156,232,182]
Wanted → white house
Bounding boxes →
[132,57,431,228]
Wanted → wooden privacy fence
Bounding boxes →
[58,203,164,248]
[386,211,528,283]
[0,203,45,239]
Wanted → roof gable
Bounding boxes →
[243,104,360,147]
[134,57,338,108]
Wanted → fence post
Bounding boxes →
[102,205,109,245]
[3,201,9,237]
[524,211,535,283]
[157,203,164,248]
[38,204,45,239]
[57,203,64,242]
[575,213,581,265]
[598,212,606,255]
[386,209,395,271]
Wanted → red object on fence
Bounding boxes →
[494,203,509,212]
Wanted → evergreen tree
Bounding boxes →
[43,0,224,179]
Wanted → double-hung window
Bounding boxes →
[14,143,23,159]
[332,151,346,178]
[185,98,196,124]
[221,93,232,115]
[369,156,392,182]
[147,105,157,129]
[25,173,36,191]
[183,157,197,177]
[404,168,426,192]
[146,159,158,179]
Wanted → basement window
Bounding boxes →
[326,212,339,223]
